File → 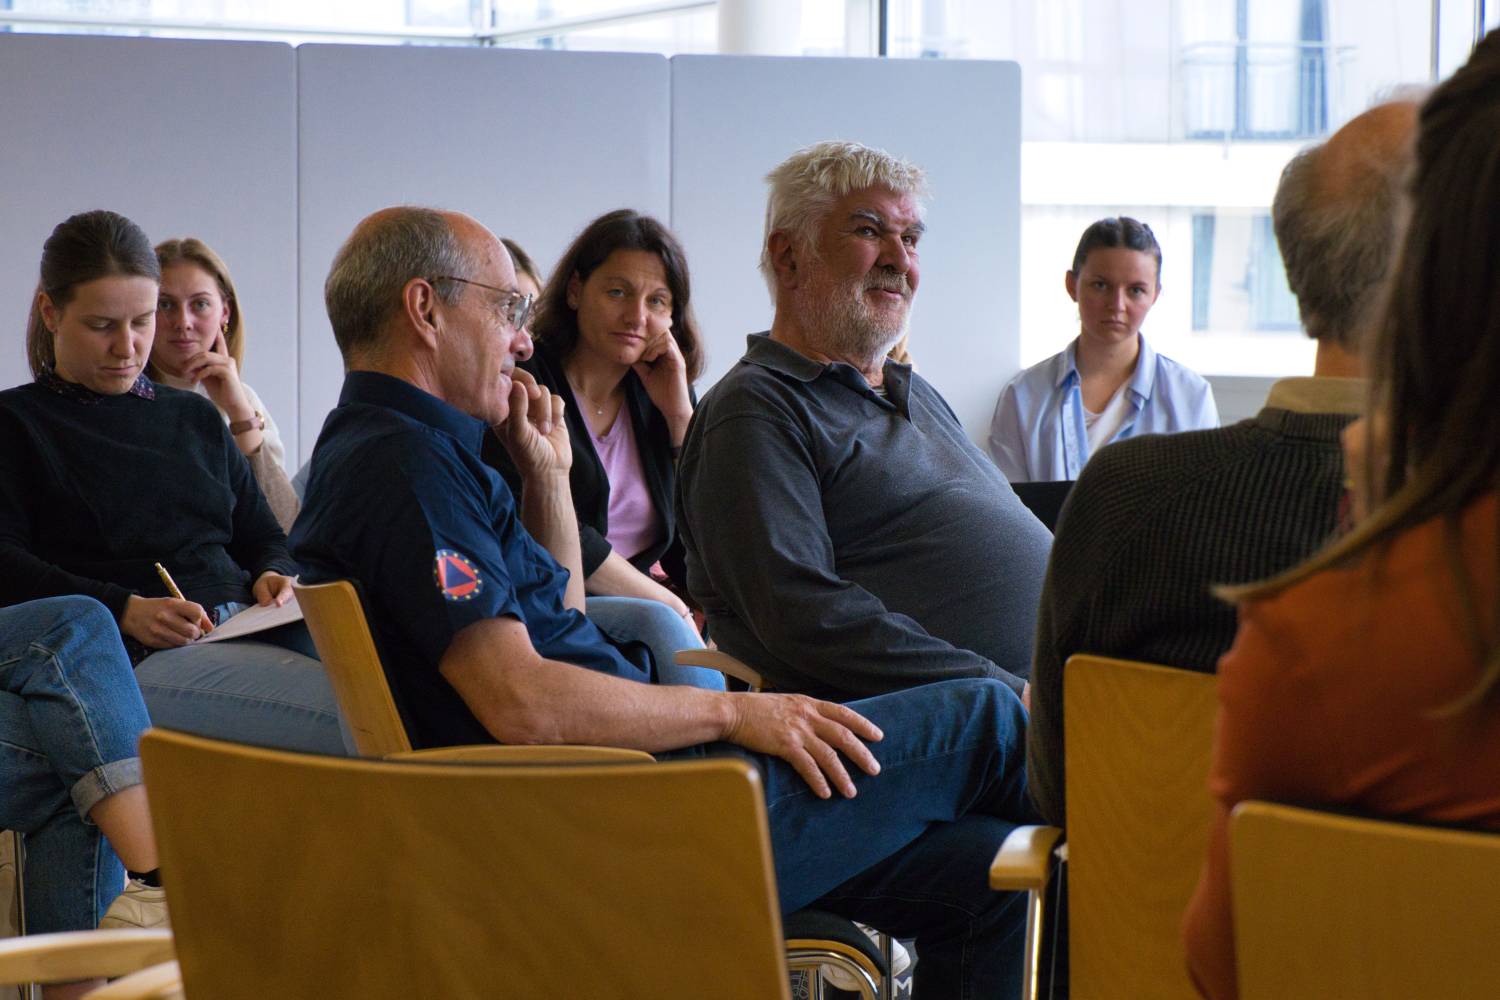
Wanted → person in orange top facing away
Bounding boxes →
[1182,31,1500,999]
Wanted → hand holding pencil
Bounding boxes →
[117,564,214,650]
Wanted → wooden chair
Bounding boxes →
[991,655,1219,1000]
[300,580,883,997]
[0,930,175,997]
[0,829,25,1000]
[675,648,768,690]
[16,728,848,998]
[294,579,650,765]
[1230,800,1500,999]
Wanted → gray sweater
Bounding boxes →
[1027,377,1360,826]
[676,334,1052,701]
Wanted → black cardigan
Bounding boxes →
[481,338,688,585]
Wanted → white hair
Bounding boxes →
[759,140,929,302]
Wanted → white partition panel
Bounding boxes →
[296,45,672,458]
[670,55,1022,439]
[0,34,300,456]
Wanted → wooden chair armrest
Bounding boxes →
[85,959,182,999]
[386,744,654,764]
[989,824,1064,891]
[674,649,766,690]
[0,929,174,986]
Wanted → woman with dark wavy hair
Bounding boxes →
[477,212,717,683]
[1184,31,1500,1000]
[483,214,719,689]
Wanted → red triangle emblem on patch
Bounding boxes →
[438,554,479,598]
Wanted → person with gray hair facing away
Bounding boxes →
[1027,95,1420,832]
[291,204,1042,998]
[676,140,1052,704]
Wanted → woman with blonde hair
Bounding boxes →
[151,237,298,529]
[1184,31,1500,999]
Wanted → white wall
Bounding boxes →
[0,34,299,452]
[0,33,1022,463]
[295,44,672,459]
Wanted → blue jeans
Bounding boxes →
[668,677,1034,999]
[1,596,150,933]
[586,596,724,691]
[135,617,350,756]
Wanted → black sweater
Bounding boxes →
[0,379,296,620]
[1026,404,1356,827]
[480,338,688,585]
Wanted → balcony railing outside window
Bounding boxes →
[1181,40,1357,141]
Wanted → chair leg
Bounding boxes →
[4,830,36,1000]
[1020,886,1044,1000]
[878,932,893,999]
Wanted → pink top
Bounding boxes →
[592,411,664,561]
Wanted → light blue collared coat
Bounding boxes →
[987,334,1218,483]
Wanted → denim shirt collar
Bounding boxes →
[338,370,487,455]
[1054,334,1158,403]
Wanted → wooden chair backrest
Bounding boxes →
[141,729,792,1000]
[1064,655,1218,999]
[1231,800,1500,999]
[294,579,411,757]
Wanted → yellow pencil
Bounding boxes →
[153,562,185,600]
[154,562,212,633]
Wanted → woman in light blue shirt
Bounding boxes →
[988,217,1218,483]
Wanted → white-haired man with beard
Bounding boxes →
[676,141,1052,705]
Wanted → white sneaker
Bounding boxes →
[99,879,169,930]
[821,924,911,992]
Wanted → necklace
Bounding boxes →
[565,373,615,419]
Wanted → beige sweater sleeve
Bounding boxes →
[245,442,301,534]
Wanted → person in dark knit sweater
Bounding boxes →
[0,209,346,756]
[1027,98,1416,829]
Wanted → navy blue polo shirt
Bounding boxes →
[291,371,650,749]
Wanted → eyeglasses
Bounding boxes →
[428,275,534,331]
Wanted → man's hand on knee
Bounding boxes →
[723,693,884,800]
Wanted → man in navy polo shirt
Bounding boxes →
[291,206,1035,996]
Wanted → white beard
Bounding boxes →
[800,267,912,367]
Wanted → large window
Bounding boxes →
[883,0,1441,376]
[3,0,1482,376]
[1180,0,1344,141]
[1192,212,1300,333]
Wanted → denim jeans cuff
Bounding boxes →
[69,756,144,820]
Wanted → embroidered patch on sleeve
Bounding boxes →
[433,549,483,601]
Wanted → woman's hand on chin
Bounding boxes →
[633,328,693,442]
[181,329,254,418]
